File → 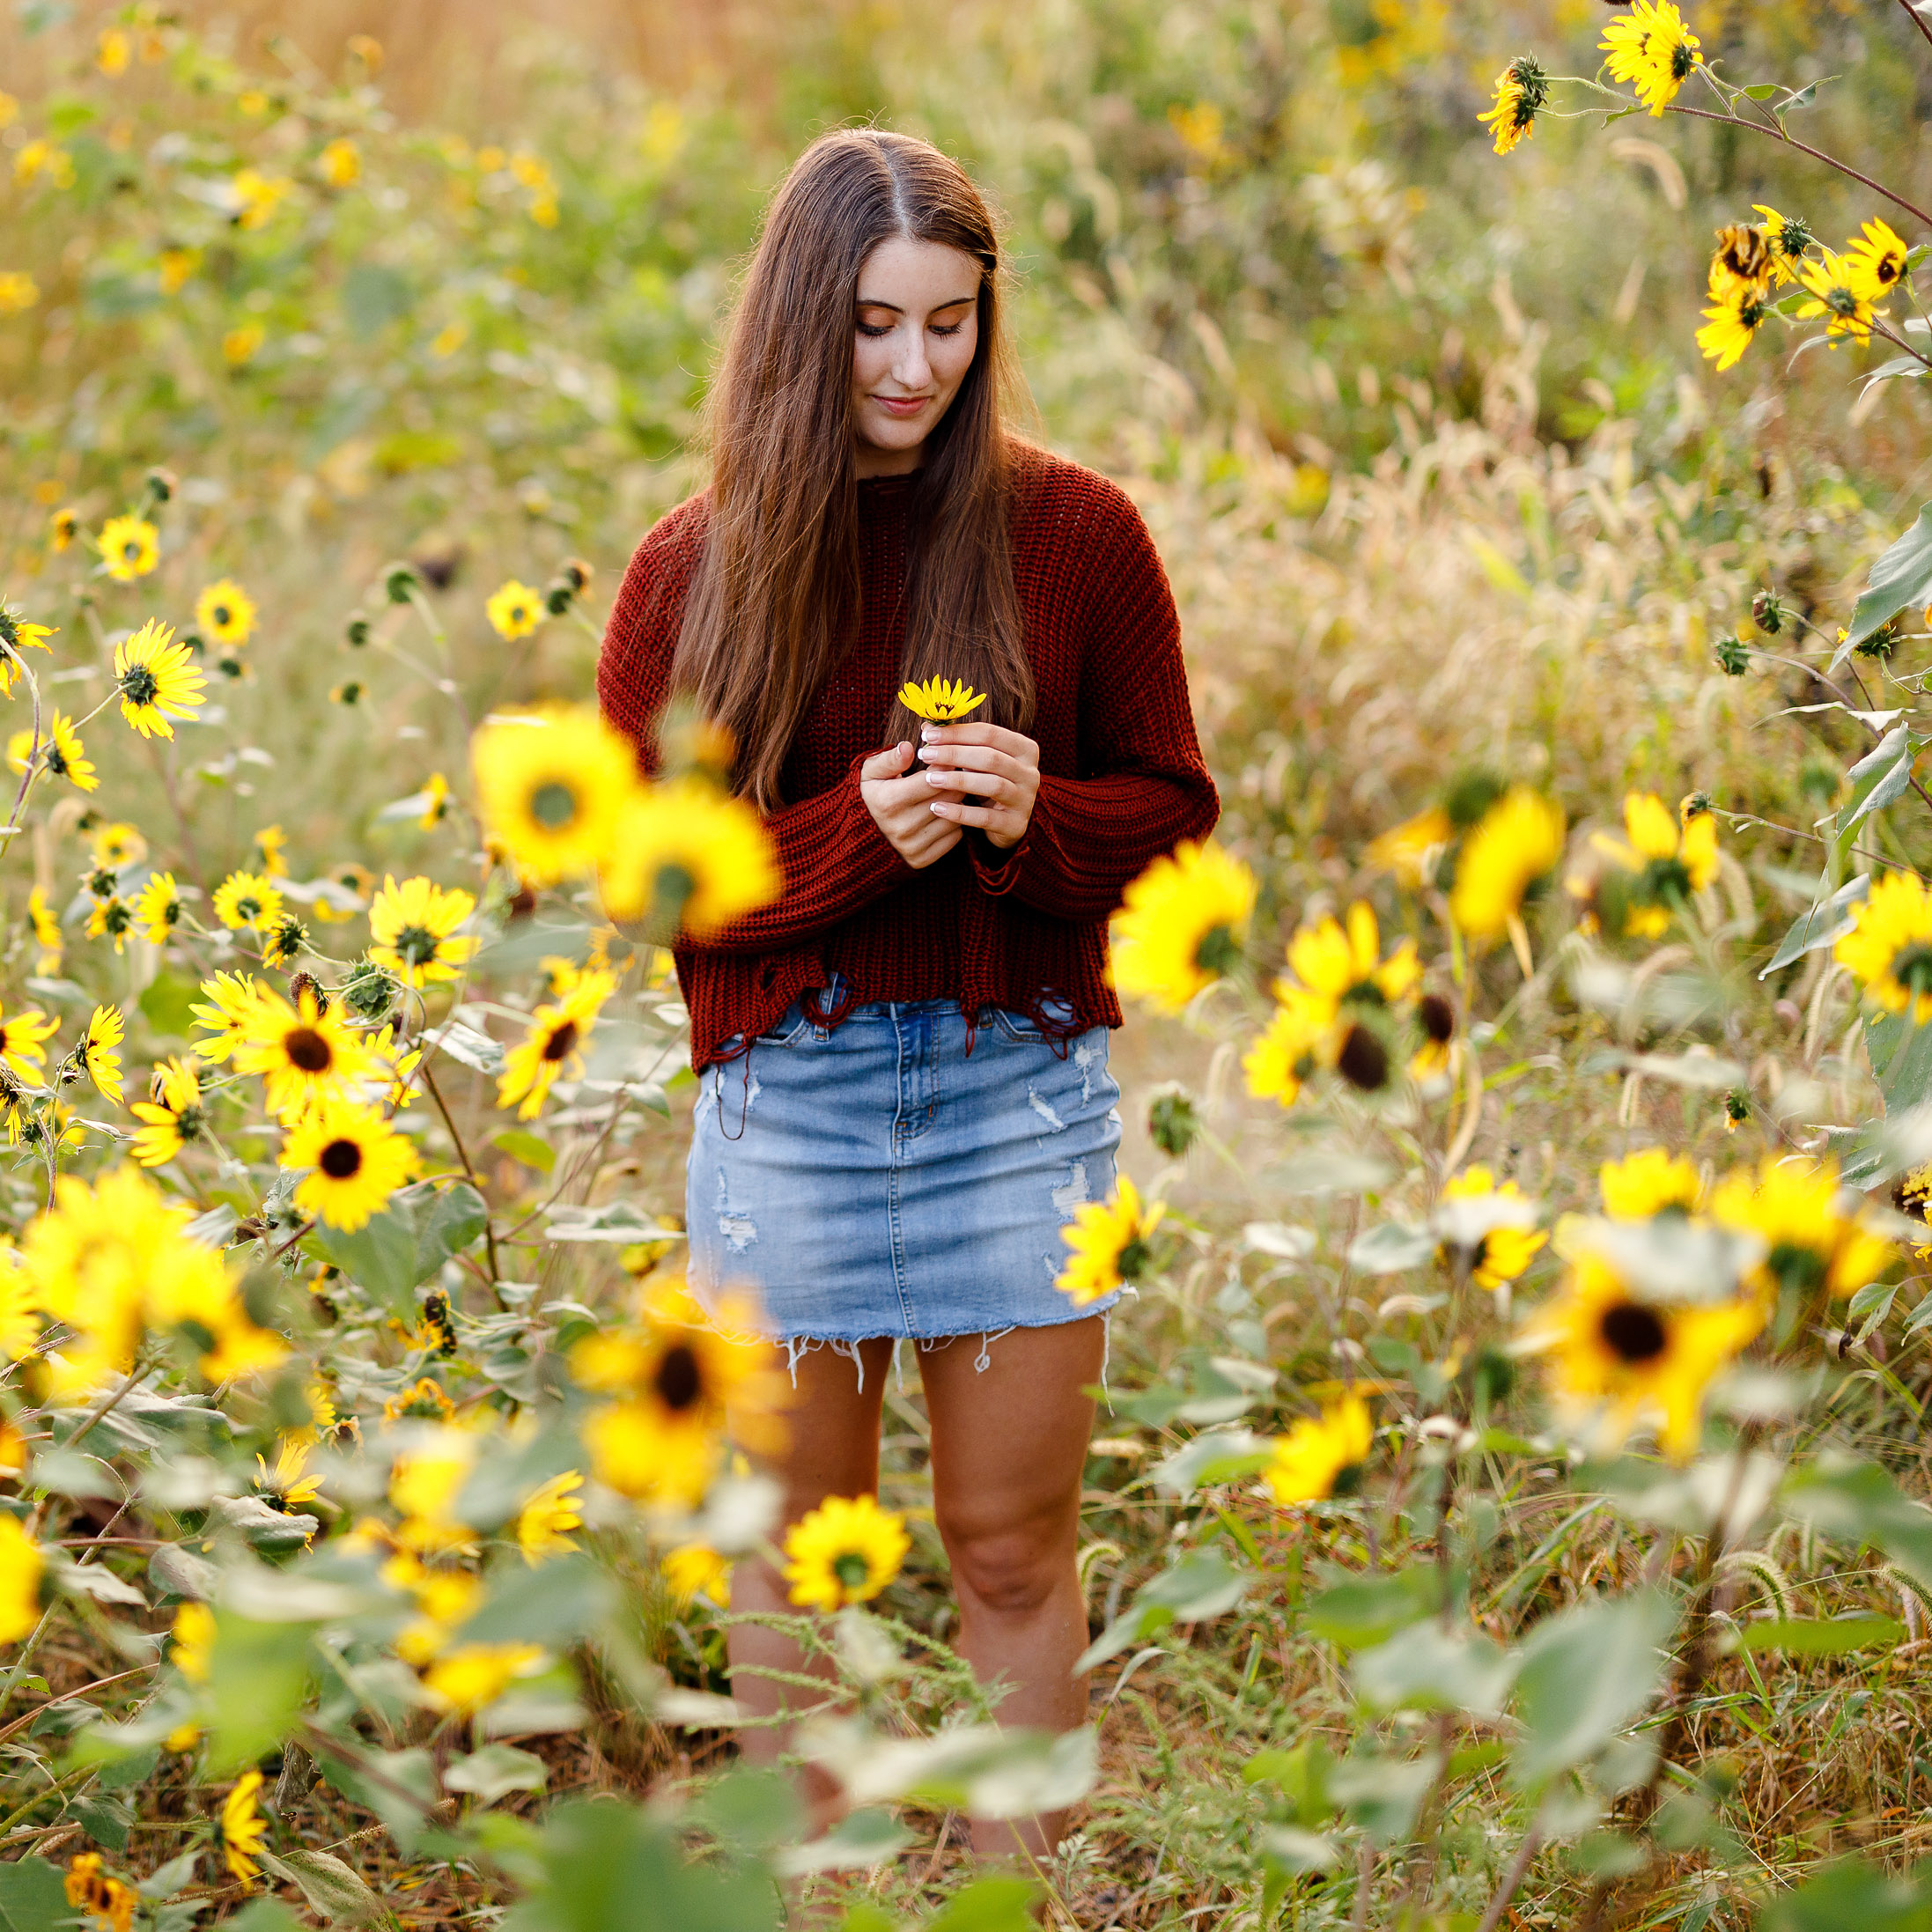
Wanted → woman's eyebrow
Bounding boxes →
[855,293,977,312]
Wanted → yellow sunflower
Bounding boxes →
[1599,1147,1703,1220]
[133,871,183,945]
[1438,1167,1546,1290]
[8,713,97,793]
[1364,805,1453,889]
[663,1542,732,1608]
[1243,988,1332,1110]
[366,874,477,988]
[1478,55,1547,156]
[219,1771,267,1886]
[1263,1395,1374,1505]
[1449,787,1566,950]
[1707,223,1773,301]
[496,970,615,1119]
[514,1471,584,1564]
[896,675,987,722]
[1710,1156,1893,1305]
[1600,0,1701,115]
[1796,250,1879,343]
[195,579,255,647]
[188,970,262,1063]
[1520,1248,1761,1462]
[280,1098,418,1231]
[0,1003,55,1084]
[74,1004,124,1104]
[234,986,381,1117]
[63,1855,135,1932]
[112,619,205,738]
[1279,901,1420,1017]
[471,704,638,886]
[1110,839,1257,1013]
[89,822,146,870]
[571,1287,787,1508]
[98,514,159,583]
[1845,218,1909,299]
[1835,872,1932,1023]
[212,870,284,933]
[1055,1173,1165,1307]
[1574,791,1720,940]
[782,1493,911,1611]
[129,1057,207,1168]
[486,579,542,640]
[26,888,60,976]
[1751,204,1813,286]
[597,779,781,936]
[1697,284,1771,373]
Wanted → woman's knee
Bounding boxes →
[938,1508,1076,1617]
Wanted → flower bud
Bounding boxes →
[382,563,419,605]
[344,609,371,647]
[1714,635,1750,676]
[1751,587,1784,634]
[1146,1083,1201,1158]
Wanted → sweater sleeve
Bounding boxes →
[969,485,1220,919]
[595,513,913,957]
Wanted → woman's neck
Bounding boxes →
[852,438,925,480]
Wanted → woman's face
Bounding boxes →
[851,235,982,476]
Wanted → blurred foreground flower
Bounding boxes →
[1264,1395,1372,1504]
[1571,791,1719,940]
[1057,1174,1164,1306]
[472,705,636,886]
[1110,839,1256,1012]
[1439,1168,1546,1291]
[1835,872,1932,1023]
[0,1515,42,1642]
[1521,1248,1759,1462]
[1449,787,1565,964]
[599,778,780,938]
[219,1771,268,1884]
[783,1493,910,1610]
[1711,1157,1892,1305]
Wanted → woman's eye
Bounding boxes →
[856,321,891,338]
[931,322,962,337]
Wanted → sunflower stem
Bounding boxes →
[417,1055,505,1296]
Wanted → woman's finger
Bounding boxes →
[925,766,1011,800]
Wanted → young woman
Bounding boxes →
[597,129,1218,1860]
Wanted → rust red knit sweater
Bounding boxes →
[596,445,1220,1068]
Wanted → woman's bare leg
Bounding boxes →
[918,1316,1105,1862]
[727,1336,895,1832]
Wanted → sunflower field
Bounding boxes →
[0,1,1930,1928]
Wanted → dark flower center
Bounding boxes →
[1892,943,1932,999]
[1670,41,1695,80]
[832,1552,872,1591]
[531,780,578,830]
[1766,1241,1827,1295]
[320,1137,363,1179]
[1337,1023,1389,1092]
[121,541,142,562]
[1194,923,1243,976]
[104,903,130,936]
[653,1344,704,1412]
[233,896,262,921]
[45,746,68,778]
[394,924,440,966]
[542,1019,579,1063]
[212,604,232,627]
[1600,1301,1668,1364]
[284,1027,333,1073]
[1825,285,1860,319]
[1420,993,1455,1045]
[121,666,159,705]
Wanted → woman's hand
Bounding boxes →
[918,722,1040,850]
[860,741,964,869]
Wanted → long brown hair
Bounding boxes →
[667,129,1032,811]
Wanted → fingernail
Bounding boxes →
[921,725,938,741]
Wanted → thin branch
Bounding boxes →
[1661,102,1932,230]
[1896,0,1932,58]
[1475,1814,1546,1932]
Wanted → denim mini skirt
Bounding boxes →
[685,982,1123,1351]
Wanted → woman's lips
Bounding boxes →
[873,395,930,417]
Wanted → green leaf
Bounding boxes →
[257,1848,382,1924]
[1347,1220,1437,1273]
[316,1744,439,1857]
[1243,1737,1331,1826]
[491,1129,557,1176]
[0,1857,67,1932]
[412,1181,490,1279]
[1075,1551,1250,1669]
[1511,1591,1678,1782]
[1845,503,1932,657]
[1784,1455,1932,1593]
[1834,726,1914,831]
[1353,1624,1515,1715]
[1741,82,1780,99]
[1759,1855,1932,1932]
[1302,1568,1442,1648]
[1759,874,1869,979]
[317,1208,419,1316]
[924,1878,1043,1932]
[498,1796,780,1932]
[205,1613,313,1773]
[456,1554,616,1648]
[1866,1011,1932,1115]
[1740,1616,1904,1655]
[446,1743,549,1803]
[225,1904,306,1932]
[1328,1751,1441,1844]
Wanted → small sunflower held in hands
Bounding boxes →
[896,675,986,722]
[783,1493,911,1610]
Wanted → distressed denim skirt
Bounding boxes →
[685,984,1123,1353]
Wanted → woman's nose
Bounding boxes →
[891,326,933,388]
